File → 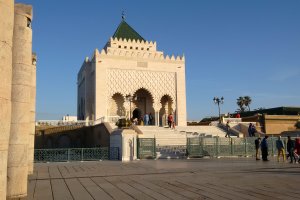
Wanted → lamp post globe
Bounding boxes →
[125,94,137,120]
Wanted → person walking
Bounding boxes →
[276,136,286,162]
[261,135,269,161]
[255,137,261,160]
[294,138,300,163]
[171,121,176,129]
[167,114,173,128]
[143,113,149,126]
[287,136,296,163]
[225,121,230,138]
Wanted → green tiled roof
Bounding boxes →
[113,20,145,42]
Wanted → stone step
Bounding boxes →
[137,125,228,141]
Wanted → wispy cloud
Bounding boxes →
[252,93,300,99]
[267,67,300,82]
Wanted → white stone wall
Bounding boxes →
[77,61,86,120]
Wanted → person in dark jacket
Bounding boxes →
[248,123,256,137]
[255,137,261,160]
[248,123,253,137]
[148,113,153,125]
[287,136,296,163]
[261,135,269,161]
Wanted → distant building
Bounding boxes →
[62,115,77,122]
[77,19,187,126]
[239,106,300,117]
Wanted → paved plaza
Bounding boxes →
[28,158,300,200]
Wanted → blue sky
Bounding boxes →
[17,0,300,120]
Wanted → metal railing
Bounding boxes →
[187,137,294,158]
[137,138,156,159]
[36,120,94,127]
[34,147,119,162]
[36,116,125,127]
[107,116,126,123]
[156,145,187,158]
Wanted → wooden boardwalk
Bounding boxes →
[28,158,300,200]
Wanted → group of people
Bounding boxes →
[248,123,257,137]
[132,113,175,128]
[255,135,300,163]
[132,113,153,125]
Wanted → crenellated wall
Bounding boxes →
[107,37,157,52]
[98,37,184,62]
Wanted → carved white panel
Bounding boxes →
[107,69,176,108]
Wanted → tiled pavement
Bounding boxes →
[28,158,300,200]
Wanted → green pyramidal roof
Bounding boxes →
[112,20,145,42]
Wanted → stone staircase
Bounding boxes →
[137,126,187,145]
[135,125,228,159]
[136,125,228,145]
[109,125,228,159]
[176,126,228,137]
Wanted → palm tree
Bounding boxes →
[244,96,252,111]
[236,96,245,112]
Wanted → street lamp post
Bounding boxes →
[125,94,136,120]
[213,96,224,123]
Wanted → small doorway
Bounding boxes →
[132,108,142,123]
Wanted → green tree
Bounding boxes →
[244,96,252,111]
[236,96,245,112]
[295,120,300,129]
[237,96,253,112]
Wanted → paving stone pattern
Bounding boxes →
[28,158,300,200]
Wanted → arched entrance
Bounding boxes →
[109,93,125,117]
[159,95,174,126]
[132,88,155,125]
[132,108,142,121]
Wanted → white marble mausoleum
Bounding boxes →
[77,19,187,126]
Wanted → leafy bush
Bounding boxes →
[295,121,300,129]
[116,118,132,128]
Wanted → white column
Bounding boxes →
[171,103,176,125]
[153,103,160,127]
[0,1,14,198]
[123,101,130,119]
[7,4,32,198]
[28,54,36,174]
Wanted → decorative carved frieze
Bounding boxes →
[107,68,176,108]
